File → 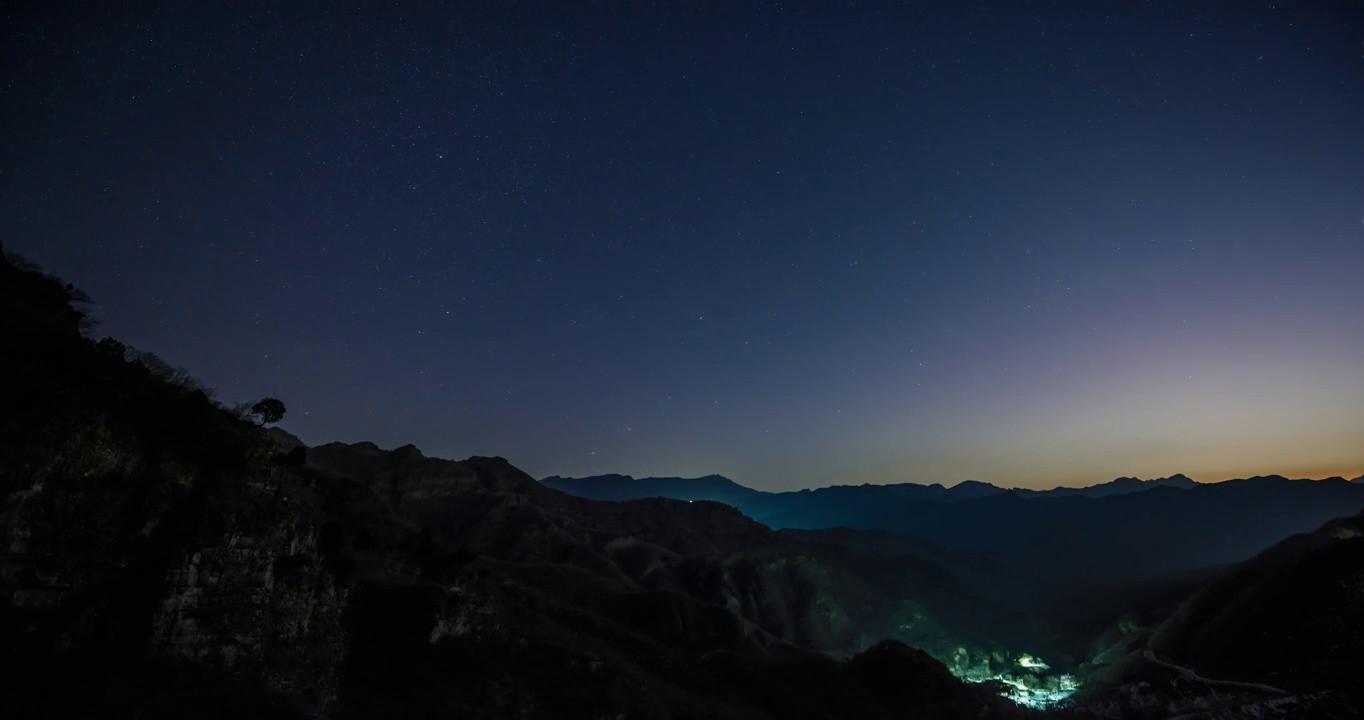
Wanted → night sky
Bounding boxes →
[4,2,1362,490]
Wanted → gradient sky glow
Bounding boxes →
[3,2,1362,490]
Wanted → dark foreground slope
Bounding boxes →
[1149,511,1364,700]
[1050,512,1364,719]
[0,251,1030,718]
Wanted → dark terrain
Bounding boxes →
[1149,511,1364,701]
[0,251,1028,718]
[3,248,1362,718]
[545,472,1364,593]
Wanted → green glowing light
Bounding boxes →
[937,646,1077,710]
[1002,683,1077,710]
[986,670,1077,709]
[886,605,1079,710]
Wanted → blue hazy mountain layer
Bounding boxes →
[542,473,1364,587]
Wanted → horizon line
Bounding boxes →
[540,469,1364,494]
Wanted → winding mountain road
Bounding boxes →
[1142,650,1286,695]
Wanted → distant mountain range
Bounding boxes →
[542,472,1202,507]
[1025,473,1199,498]
[543,471,1364,591]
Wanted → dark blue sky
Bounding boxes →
[5,1,1362,490]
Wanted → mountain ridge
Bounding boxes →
[546,470,1364,499]
[544,470,1364,591]
[0,248,1034,719]
[542,472,1213,503]
[5,248,1362,716]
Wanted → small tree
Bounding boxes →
[249,398,287,425]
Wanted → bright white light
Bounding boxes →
[943,649,1076,710]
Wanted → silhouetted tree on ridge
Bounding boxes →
[249,398,287,425]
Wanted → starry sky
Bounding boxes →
[4,1,1362,491]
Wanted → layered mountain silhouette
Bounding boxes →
[541,473,1200,506]
[0,250,1028,718]
[1029,474,1198,498]
[4,248,1362,718]
[301,440,998,662]
[545,472,1364,592]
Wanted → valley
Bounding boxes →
[3,250,1362,719]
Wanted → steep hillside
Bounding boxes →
[0,253,361,715]
[1054,512,1364,718]
[1149,512,1364,699]
[0,250,1033,718]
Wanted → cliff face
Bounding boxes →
[142,486,347,703]
[0,253,397,715]
[0,304,345,712]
